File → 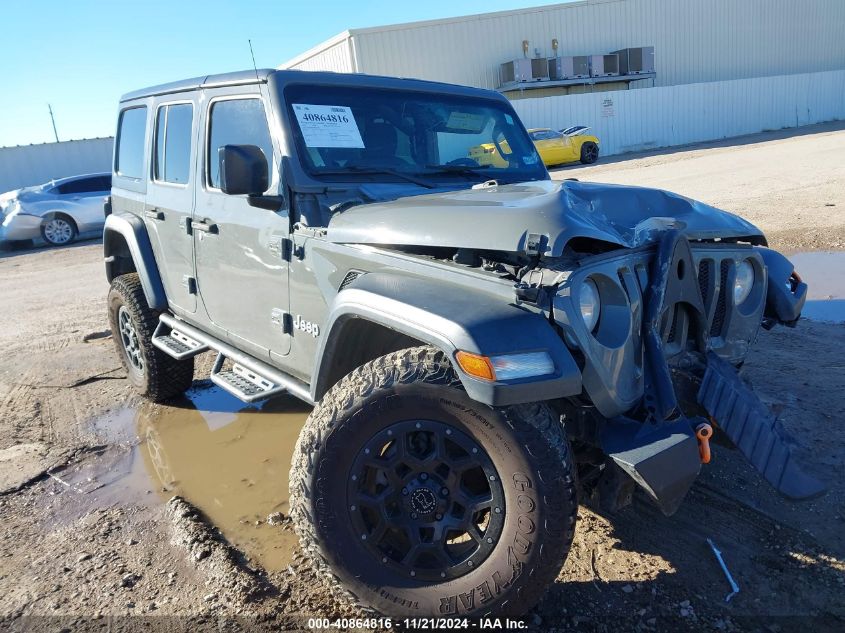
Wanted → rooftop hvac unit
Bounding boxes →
[590,54,620,77]
[500,58,532,84]
[530,57,549,80]
[612,47,655,74]
[548,56,590,80]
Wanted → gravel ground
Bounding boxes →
[1,126,844,632]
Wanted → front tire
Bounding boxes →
[290,346,577,618]
[108,273,194,402]
[41,214,77,246]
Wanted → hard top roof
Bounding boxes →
[120,69,506,103]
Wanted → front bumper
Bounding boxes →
[557,231,823,513]
[0,213,42,242]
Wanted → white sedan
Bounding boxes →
[0,173,111,246]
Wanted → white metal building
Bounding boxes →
[281,0,845,156]
[0,138,113,194]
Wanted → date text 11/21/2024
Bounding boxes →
[306,618,529,629]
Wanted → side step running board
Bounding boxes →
[152,321,209,360]
[155,313,314,405]
[210,353,288,403]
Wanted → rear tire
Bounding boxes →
[579,141,599,164]
[108,273,194,402]
[290,346,577,618]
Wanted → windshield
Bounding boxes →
[284,84,548,186]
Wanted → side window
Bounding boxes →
[207,98,273,190]
[116,107,147,179]
[154,103,193,184]
[56,177,100,195]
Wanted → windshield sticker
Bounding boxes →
[292,104,364,148]
[445,111,486,133]
[504,114,514,125]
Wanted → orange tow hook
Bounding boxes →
[696,422,713,464]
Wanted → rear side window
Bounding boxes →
[207,98,273,190]
[56,177,109,195]
[116,107,147,179]
[154,103,194,184]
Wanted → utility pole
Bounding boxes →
[47,104,59,143]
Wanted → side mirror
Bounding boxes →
[219,144,268,196]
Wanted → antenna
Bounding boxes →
[248,39,260,81]
[47,104,60,143]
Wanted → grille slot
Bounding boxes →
[698,260,710,303]
[710,260,730,337]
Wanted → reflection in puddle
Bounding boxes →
[790,251,845,323]
[93,384,311,571]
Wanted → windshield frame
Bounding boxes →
[280,82,549,188]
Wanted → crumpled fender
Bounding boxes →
[103,213,167,310]
[312,272,582,406]
[755,246,807,326]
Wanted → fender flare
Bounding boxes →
[312,273,582,406]
[103,213,167,310]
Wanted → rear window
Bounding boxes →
[154,103,193,184]
[116,107,147,179]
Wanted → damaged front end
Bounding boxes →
[541,230,823,515]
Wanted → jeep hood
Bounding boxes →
[325,180,764,255]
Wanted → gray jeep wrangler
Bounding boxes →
[105,69,822,618]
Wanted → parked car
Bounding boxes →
[470,126,599,169]
[105,69,817,619]
[0,173,111,246]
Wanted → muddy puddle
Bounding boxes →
[81,384,311,571]
[788,251,845,323]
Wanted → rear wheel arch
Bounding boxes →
[103,213,167,310]
[103,229,136,280]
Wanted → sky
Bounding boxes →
[0,0,567,148]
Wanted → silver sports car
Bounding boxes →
[0,173,111,246]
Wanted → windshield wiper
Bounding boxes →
[422,164,487,178]
[313,166,436,189]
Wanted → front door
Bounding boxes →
[193,89,291,359]
[144,99,198,313]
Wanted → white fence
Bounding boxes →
[510,70,845,157]
[0,137,113,194]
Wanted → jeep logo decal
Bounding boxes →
[294,315,320,338]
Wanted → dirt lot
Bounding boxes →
[1,126,844,632]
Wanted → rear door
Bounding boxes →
[193,89,291,359]
[144,99,198,314]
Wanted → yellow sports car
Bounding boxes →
[469,126,599,168]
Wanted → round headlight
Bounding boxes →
[579,278,601,332]
[734,260,755,305]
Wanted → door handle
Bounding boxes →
[144,209,165,221]
[191,220,218,234]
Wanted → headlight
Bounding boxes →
[580,278,601,332]
[734,260,755,305]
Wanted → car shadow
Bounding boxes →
[0,233,102,260]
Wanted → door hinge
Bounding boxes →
[182,275,197,294]
[271,308,293,334]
